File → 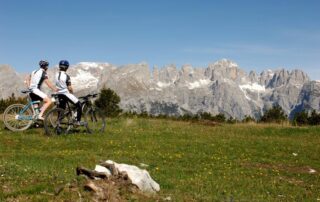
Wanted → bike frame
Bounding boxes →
[17,99,40,121]
[44,93,103,135]
[52,93,98,122]
[65,101,74,118]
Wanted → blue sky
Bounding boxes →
[1,0,319,80]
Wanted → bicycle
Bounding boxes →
[79,93,106,133]
[44,93,106,135]
[3,90,44,131]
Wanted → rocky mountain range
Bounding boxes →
[0,59,319,119]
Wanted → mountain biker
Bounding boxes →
[55,60,84,126]
[25,60,57,120]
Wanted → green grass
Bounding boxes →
[0,118,320,201]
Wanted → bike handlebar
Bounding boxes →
[21,89,32,94]
[78,93,99,100]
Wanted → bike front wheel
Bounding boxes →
[3,104,33,131]
[44,108,72,135]
[84,107,106,134]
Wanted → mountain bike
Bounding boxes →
[79,93,107,133]
[44,93,106,135]
[3,90,43,131]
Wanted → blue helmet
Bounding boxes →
[39,60,49,69]
[59,60,69,71]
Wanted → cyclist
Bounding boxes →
[55,60,84,126]
[25,60,57,120]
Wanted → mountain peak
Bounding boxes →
[0,64,15,72]
[138,61,148,66]
[181,64,193,72]
[77,62,111,70]
[213,59,238,68]
[206,59,244,81]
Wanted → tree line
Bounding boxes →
[0,93,27,113]
[122,106,320,126]
[1,88,320,126]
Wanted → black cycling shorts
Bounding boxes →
[29,93,43,102]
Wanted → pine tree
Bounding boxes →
[308,110,320,125]
[94,87,122,117]
[292,110,309,126]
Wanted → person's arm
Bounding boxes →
[42,71,57,92]
[66,75,73,93]
[67,85,73,93]
[44,79,58,92]
[24,74,31,88]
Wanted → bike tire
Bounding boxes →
[47,106,58,128]
[3,104,33,131]
[44,108,72,136]
[84,107,106,134]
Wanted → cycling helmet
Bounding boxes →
[59,60,69,71]
[39,60,49,70]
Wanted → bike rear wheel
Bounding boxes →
[3,104,33,131]
[84,107,106,133]
[44,108,72,135]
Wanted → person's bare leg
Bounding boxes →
[38,97,52,119]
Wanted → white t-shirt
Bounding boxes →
[29,68,48,90]
[55,71,71,93]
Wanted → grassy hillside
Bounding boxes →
[0,118,319,201]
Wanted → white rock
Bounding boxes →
[94,165,112,177]
[139,163,149,168]
[104,160,160,194]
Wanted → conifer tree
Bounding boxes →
[95,87,122,117]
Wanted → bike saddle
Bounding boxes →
[21,90,32,94]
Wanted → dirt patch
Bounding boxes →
[1,184,13,194]
[241,162,317,174]
[278,176,305,186]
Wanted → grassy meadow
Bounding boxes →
[0,117,319,201]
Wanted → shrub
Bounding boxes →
[212,113,226,123]
[179,114,194,121]
[227,117,237,124]
[292,110,309,126]
[242,115,256,123]
[308,110,320,125]
[197,112,227,123]
[199,112,213,120]
[260,105,287,123]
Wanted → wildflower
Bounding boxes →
[309,168,317,174]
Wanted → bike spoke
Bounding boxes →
[3,104,33,131]
[84,107,106,134]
